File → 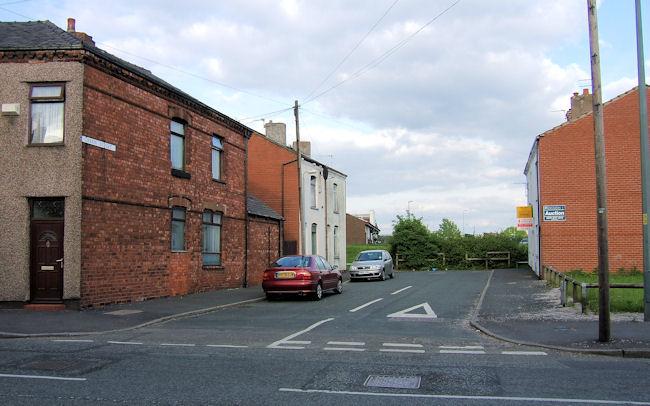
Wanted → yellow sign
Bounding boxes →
[516,205,533,219]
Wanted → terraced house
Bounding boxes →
[0,19,280,308]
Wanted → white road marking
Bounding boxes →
[439,345,484,350]
[390,286,413,295]
[278,388,650,405]
[327,341,365,346]
[0,373,86,382]
[502,351,547,356]
[160,343,196,347]
[206,344,249,348]
[267,318,334,349]
[439,350,485,354]
[107,341,143,345]
[349,298,383,312]
[285,340,311,345]
[51,339,94,343]
[270,346,304,350]
[382,343,423,348]
[386,302,437,319]
[324,347,366,352]
[379,349,426,353]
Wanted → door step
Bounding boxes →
[24,303,65,311]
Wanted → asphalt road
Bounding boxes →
[2,271,650,405]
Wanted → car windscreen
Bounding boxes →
[271,256,311,268]
[356,251,382,261]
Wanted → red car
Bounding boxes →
[262,255,343,300]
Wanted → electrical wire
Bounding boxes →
[302,0,400,101]
[303,0,461,105]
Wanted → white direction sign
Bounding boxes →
[387,302,437,320]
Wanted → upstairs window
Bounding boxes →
[211,135,223,180]
[30,84,64,144]
[310,176,317,209]
[333,183,339,213]
[170,120,185,170]
[203,210,222,266]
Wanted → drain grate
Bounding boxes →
[364,375,421,389]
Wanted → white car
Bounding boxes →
[349,250,394,281]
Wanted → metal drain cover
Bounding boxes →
[364,375,421,389]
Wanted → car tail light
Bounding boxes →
[296,269,312,280]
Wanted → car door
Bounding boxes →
[317,256,334,289]
[384,251,394,275]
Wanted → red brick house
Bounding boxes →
[346,214,380,245]
[525,87,648,275]
[0,19,279,308]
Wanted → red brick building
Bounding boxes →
[0,19,279,308]
[525,87,648,274]
[346,214,380,245]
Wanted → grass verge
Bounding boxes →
[346,244,390,266]
[565,269,643,313]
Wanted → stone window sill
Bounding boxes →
[171,168,191,179]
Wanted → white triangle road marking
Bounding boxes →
[386,302,437,319]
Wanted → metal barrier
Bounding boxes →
[542,266,643,313]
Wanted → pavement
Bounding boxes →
[2,267,650,358]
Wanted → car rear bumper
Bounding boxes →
[263,280,318,294]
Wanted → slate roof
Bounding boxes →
[0,20,252,136]
[247,196,283,221]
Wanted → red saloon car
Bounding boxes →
[262,255,343,300]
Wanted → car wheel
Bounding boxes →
[335,279,343,294]
[380,270,387,281]
[390,272,395,279]
[313,283,323,301]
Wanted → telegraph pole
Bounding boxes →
[587,0,611,341]
[635,0,650,321]
[294,100,305,255]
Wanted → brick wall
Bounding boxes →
[538,88,646,272]
[346,214,367,245]
[80,65,248,307]
[248,133,299,250]
[247,216,281,286]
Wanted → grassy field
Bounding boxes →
[565,270,644,313]
[346,244,390,265]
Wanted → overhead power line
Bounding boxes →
[303,0,461,105]
[302,0,400,101]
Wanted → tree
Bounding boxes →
[499,226,527,241]
[390,215,438,270]
[435,218,462,240]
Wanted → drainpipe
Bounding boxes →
[536,142,542,279]
[323,166,329,260]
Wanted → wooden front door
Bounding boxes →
[30,220,64,302]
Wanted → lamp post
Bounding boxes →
[462,209,469,235]
[407,201,414,218]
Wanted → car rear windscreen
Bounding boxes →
[271,256,311,268]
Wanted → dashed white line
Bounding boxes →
[206,344,249,348]
[324,347,366,352]
[349,298,383,312]
[382,343,423,348]
[270,346,304,350]
[439,345,484,350]
[327,341,365,346]
[501,351,547,356]
[107,341,143,345]
[390,286,413,295]
[0,373,86,382]
[51,339,94,343]
[439,350,486,354]
[160,343,196,347]
[379,349,426,354]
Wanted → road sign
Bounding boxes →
[516,205,533,219]
[517,218,533,230]
[387,303,437,320]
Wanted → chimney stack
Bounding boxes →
[66,17,95,47]
[566,88,593,122]
[292,140,311,157]
[264,121,287,145]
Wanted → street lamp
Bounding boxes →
[462,209,469,235]
[407,201,414,218]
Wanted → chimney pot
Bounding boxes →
[573,92,579,97]
[583,88,589,95]
[67,18,76,32]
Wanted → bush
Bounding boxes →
[390,215,438,270]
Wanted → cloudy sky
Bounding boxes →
[1,0,644,234]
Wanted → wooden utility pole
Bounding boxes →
[294,100,305,255]
[587,0,611,342]
[635,0,650,322]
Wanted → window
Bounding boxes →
[202,210,222,266]
[171,207,186,251]
[333,226,339,258]
[316,256,327,270]
[30,84,64,144]
[333,183,339,213]
[311,223,317,254]
[170,120,185,171]
[310,176,317,208]
[211,135,223,180]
